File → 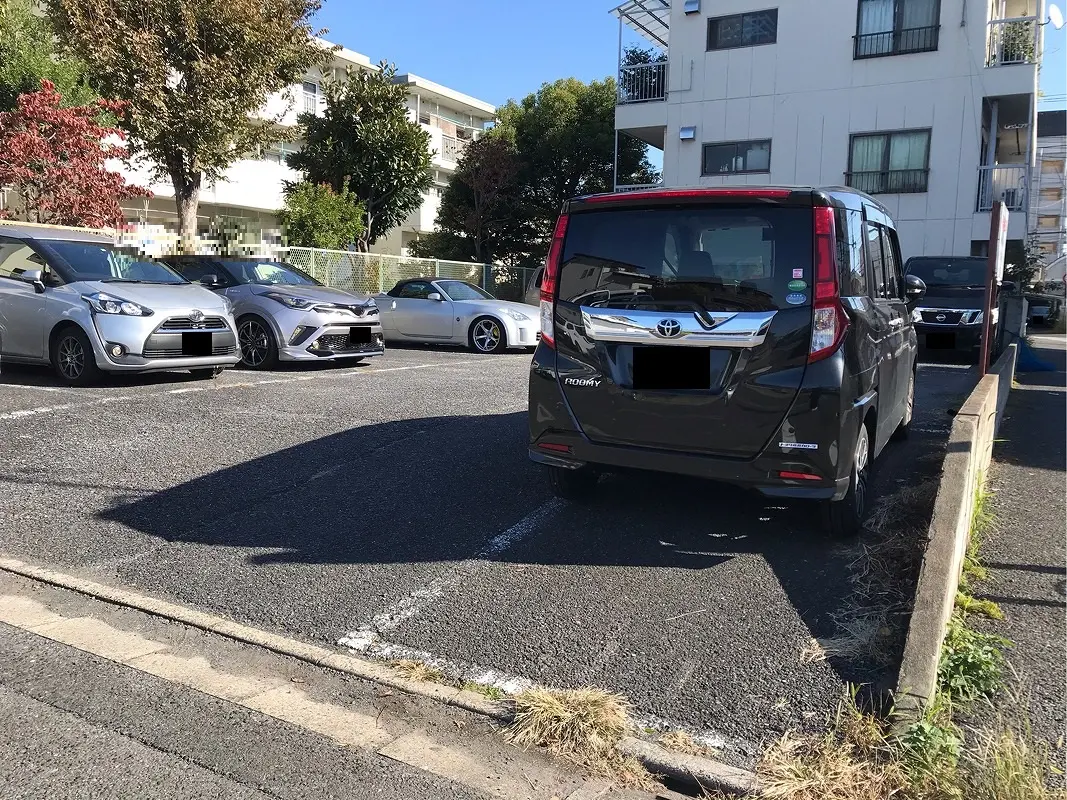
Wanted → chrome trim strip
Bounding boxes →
[579,307,777,348]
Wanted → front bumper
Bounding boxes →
[504,318,541,348]
[914,323,984,349]
[279,320,385,361]
[90,311,241,372]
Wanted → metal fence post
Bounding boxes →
[483,263,491,291]
[378,258,385,294]
[435,260,440,278]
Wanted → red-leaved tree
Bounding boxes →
[0,80,149,228]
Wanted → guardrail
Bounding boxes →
[853,25,939,59]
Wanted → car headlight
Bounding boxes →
[911,308,923,323]
[973,311,983,325]
[503,308,531,322]
[364,302,379,316]
[82,291,153,317]
[265,292,314,310]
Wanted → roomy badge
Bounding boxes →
[785,293,807,305]
[787,279,807,291]
[792,269,804,279]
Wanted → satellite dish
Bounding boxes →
[1048,4,1065,29]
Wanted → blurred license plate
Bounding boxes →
[348,326,372,345]
[181,332,212,356]
[632,346,711,391]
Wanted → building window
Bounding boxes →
[854,0,940,59]
[1038,215,1062,230]
[1042,159,1066,174]
[847,129,931,194]
[701,140,772,175]
[707,9,778,51]
[1041,187,1064,203]
[1039,242,1058,255]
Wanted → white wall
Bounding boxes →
[645,0,1039,260]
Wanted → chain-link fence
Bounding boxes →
[283,247,540,303]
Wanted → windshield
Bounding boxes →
[558,205,813,312]
[438,280,492,301]
[905,258,988,288]
[46,241,187,284]
[225,260,320,286]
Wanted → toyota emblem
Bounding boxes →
[189,309,205,323]
[656,318,682,338]
[935,313,946,322]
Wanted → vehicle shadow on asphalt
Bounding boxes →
[96,411,900,691]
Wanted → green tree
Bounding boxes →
[278,181,364,250]
[0,0,95,111]
[1004,236,1042,288]
[47,0,331,250]
[287,62,432,252]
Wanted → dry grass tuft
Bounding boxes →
[658,729,718,757]
[391,659,444,683]
[960,726,1057,800]
[506,687,655,788]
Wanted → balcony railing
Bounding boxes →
[846,169,930,195]
[987,17,1038,66]
[618,61,667,104]
[976,164,1028,212]
[302,91,323,116]
[440,134,466,163]
[853,25,939,59]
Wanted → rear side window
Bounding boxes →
[864,222,887,298]
[836,208,867,296]
[879,227,903,300]
[558,205,813,312]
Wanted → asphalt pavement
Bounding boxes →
[0,343,978,768]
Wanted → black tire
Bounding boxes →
[822,421,871,539]
[237,316,278,369]
[50,326,101,387]
[892,370,915,441]
[547,466,598,502]
[191,366,225,380]
[468,316,508,354]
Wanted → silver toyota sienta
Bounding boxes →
[163,257,384,369]
[0,225,240,386]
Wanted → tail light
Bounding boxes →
[539,213,569,348]
[808,206,848,363]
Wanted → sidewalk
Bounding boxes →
[977,334,1066,760]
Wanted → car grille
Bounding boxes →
[920,311,964,325]
[315,304,372,317]
[314,333,381,352]
[158,316,228,331]
[143,345,238,359]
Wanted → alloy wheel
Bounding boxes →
[472,319,501,353]
[854,425,870,517]
[238,320,271,367]
[57,335,85,381]
[904,374,915,426]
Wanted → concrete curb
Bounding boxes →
[0,556,762,794]
[893,343,1018,723]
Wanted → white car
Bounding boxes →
[377,278,539,353]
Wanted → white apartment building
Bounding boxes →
[118,43,495,256]
[612,0,1053,261]
[1030,109,1067,280]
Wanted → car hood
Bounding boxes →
[455,298,537,319]
[249,284,373,306]
[78,281,230,313]
[918,287,988,310]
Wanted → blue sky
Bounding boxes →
[313,2,1066,111]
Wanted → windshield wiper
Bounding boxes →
[101,278,146,283]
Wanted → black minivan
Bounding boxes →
[527,187,927,537]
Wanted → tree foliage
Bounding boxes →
[1004,237,1042,288]
[0,0,96,111]
[415,76,660,269]
[46,0,331,248]
[0,80,148,228]
[287,62,432,251]
[278,180,364,250]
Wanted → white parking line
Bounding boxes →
[339,499,563,652]
[0,361,480,421]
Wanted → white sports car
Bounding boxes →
[376,278,540,353]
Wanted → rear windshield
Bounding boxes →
[905,258,987,288]
[557,205,813,312]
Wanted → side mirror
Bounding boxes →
[20,269,45,294]
[904,274,926,307]
[200,274,221,288]
[426,292,443,302]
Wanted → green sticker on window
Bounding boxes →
[787,279,807,291]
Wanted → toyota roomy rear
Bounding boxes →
[527,187,927,536]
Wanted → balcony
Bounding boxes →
[302,91,324,116]
[618,61,668,104]
[853,25,939,59]
[846,168,930,195]
[440,134,466,163]
[987,17,1038,66]
[976,164,1028,212]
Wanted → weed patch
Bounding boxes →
[461,681,505,701]
[391,659,444,684]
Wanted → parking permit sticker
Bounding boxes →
[786,292,807,305]
[792,269,804,279]
[780,442,818,450]
[787,279,807,291]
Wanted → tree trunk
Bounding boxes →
[171,168,202,255]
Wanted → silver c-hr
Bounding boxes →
[164,257,384,369]
[0,225,240,386]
